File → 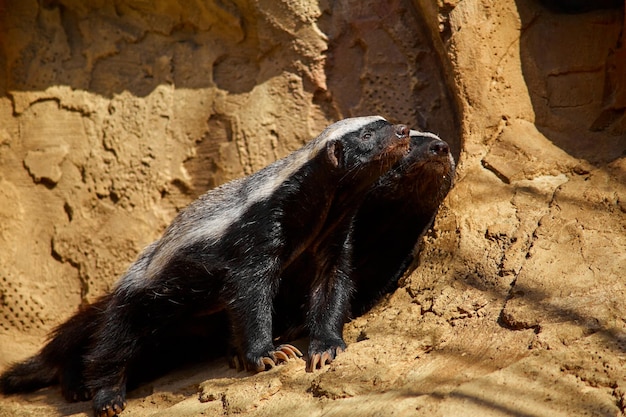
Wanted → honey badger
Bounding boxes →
[273,130,455,345]
[349,130,456,315]
[0,116,410,417]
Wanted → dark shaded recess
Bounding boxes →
[539,0,623,13]
[517,0,625,164]
[124,313,230,389]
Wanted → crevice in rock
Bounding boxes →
[498,177,566,332]
[481,159,512,184]
[50,238,89,300]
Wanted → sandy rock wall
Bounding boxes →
[0,0,625,416]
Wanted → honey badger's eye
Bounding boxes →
[361,131,372,140]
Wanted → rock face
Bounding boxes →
[0,1,624,416]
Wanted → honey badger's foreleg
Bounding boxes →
[225,260,301,372]
[305,235,354,372]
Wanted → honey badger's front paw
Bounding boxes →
[306,339,346,372]
[231,344,303,372]
[92,387,127,417]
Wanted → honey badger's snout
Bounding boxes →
[384,124,411,156]
[428,139,450,157]
[406,130,453,165]
[395,124,410,139]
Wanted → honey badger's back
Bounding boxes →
[0,116,410,417]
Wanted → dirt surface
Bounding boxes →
[0,0,625,416]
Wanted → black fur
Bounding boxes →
[539,0,622,13]
[0,117,410,417]
[349,132,456,315]
[273,131,455,343]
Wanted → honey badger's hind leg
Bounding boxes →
[54,299,108,402]
[0,297,106,402]
[85,304,133,417]
[84,289,182,417]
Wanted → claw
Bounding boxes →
[306,353,320,372]
[232,344,304,373]
[97,406,118,417]
[277,344,303,359]
[93,387,127,417]
[306,345,345,372]
[112,402,125,414]
[274,350,289,362]
[259,357,276,371]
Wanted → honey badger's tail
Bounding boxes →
[0,353,56,394]
[0,296,107,396]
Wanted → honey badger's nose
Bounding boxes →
[395,125,409,138]
[429,140,450,156]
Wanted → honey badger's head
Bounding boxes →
[315,116,410,182]
[371,129,456,204]
[404,130,455,187]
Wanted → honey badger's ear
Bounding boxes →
[325,140,344,169]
